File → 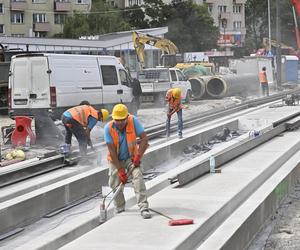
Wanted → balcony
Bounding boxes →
[33,22,50,32]
[205,0,216,3]
[54,1,71,12]
[10,1,27,11]
[219,12,231,20]
[233,0,246,4]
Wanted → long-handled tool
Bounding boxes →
[149,208,194,226]
[99,167,134,223]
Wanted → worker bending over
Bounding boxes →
[165,88,183,138]
[104,103,151,219]
[62,104,109,159]
[259,66,269,96]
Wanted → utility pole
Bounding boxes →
[276,0,282,89]
[268,0,271,52]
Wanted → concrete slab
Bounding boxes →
[58,130,300,250]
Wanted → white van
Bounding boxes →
[137,67,192,105]
[8,53,137,119]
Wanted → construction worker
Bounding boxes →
[104,103,151,219]
[259,66,269,96]
[61,104,109,159]
[165,88,183,138]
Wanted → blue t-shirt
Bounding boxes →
[63,111,98,129]
[104,116,144,160]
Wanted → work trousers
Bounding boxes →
[260,83,269,97]
[62,116,87,156]
[166,108,183,137]
[108,159,149,212]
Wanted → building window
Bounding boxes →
[233,4,242,13]
[233,21,242,30]
[11,12,24,24]
[12,33,25,37]
[207,3,213,13]
[54,14,67,24]
[0,4,3,14]
[218,5,227,13]
[34,31,46,38]
[32,0,47,3]
[33,13,47,23]
[0,25,4,34]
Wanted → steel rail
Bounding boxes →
[0,89,299,188]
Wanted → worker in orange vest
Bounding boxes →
[62,104,109,158]
[104,103,151,219]
[165,88,183,138]
[259,67,269,96]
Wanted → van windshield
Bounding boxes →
[137,69,169,83]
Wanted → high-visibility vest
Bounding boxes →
[259,71,268,84]
[107,115,138,162]
[166,89,183,110]
[68,105,98,127]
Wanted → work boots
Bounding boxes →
[141,209,152,219]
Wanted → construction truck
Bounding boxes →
[132,31,182,68]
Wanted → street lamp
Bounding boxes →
[268,0,271,52]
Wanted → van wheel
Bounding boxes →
[185,90,192,104]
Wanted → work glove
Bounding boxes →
[118,168,128,184]
[167,113,172,119]
[132,154,141,167]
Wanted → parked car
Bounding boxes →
[137,67,192,105]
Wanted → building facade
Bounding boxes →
[0,0,91,38]
[198,0,246,47]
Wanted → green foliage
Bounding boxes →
[245,0,295,52]
[166,1,219,52]
[123,5,149,29]
[63,0,130,38]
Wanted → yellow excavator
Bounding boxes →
[132,31,181,68]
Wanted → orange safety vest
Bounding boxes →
[166,89,183,111]
[259,71,268,84]
[107,115,138,162]
[68,105,98,127]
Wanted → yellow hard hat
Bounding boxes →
[100,109,109,121]
[172,88,181,99]
[112,104,128,120]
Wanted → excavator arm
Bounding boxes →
[132,31,179,68]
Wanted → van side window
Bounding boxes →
[119,69,130,86]
[176,70,185,81]
[101,65,118,85]
[170,70,177,81]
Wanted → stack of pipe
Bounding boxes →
[205,74,260,98]
[188,76,211,99]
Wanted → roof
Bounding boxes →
[0,27,168,52]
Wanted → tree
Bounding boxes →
[63,0,130,38]
[123,5,149,29]
[245,0,295,52]
[165,1,219,52]
[63,13,90,38]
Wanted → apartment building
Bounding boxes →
[198,0,246,47]
[0,0,91,38]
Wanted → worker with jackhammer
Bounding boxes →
[165,88,183,138]
[104,103,152,219]
[61,104,109,162]
[259,66,269,96]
